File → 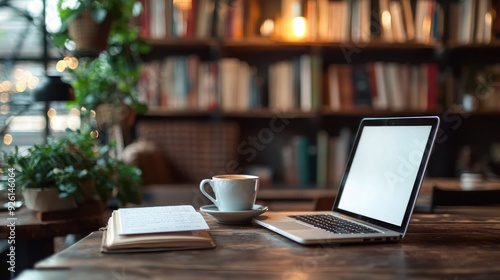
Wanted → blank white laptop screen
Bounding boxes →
[337,125,432,226]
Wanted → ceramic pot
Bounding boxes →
[22,188,77,212]
[67,9,112,54]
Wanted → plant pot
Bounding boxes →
[67,9,112,55]
[22,188,78,212]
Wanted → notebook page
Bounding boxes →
[118,205,209,235]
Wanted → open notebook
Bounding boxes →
[101,205,216,253]
[254,116,440,245]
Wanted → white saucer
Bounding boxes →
[200,204,268,224]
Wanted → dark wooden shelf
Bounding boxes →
[142,38,439,63]
[443,42,500,65]
[144,108,443,119]
[144,108,317,118]
[320,108,440,117]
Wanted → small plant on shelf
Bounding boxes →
[1,129,142,212]
[53,0,150,114]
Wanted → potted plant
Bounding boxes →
[55,0,143,54]
[1,129,142,212]
[53,0,150,150]
[54,0,149,114]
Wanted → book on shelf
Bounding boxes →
[324,62,438,112]
[101,205,215,253]
[138,0,446,43]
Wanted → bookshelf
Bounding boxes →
[133,0,500,187]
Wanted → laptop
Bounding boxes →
[254,116,440,245]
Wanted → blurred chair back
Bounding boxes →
[135,120,240,184]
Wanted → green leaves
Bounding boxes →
[54,0,149,114]
[2,129,142,206]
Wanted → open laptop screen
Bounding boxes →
[336,122,434,227]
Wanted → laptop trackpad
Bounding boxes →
[270,221,315,230]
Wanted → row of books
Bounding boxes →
[140,0,245,39]
[299,0,441,43]
[448,0,500,45]
[138,0,442,43]
[138,55,439,112]
[282,128,352,189]
[325,63,439,112]
[138,56,219,110]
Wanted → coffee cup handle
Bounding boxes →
[200,179,218,207]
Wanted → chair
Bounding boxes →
[428,186,500,213]
[132,120,240,184]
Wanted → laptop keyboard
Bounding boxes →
[289,214,380,234]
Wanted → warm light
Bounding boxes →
[69,107,81,116]
[13,69,25,80]
[90,109,96,118]
[67,115,81,130]
[381,10,392,41]
[422,17,432,42]
[486,12,493,27]
[15,80,27,92]
[485,12,492,42]
[3,134,13,145]
[47,108,57,118]
[382,10,392,29]
[1,105,9,115]
[27,76,39,89]
[49,116,68,131]
[260,19,275,37]
[292,16,307,38]
[81,106,87,112]
[173,0,191,10]
[90,130,99,139]
[1,81,13,91]
[0,92,9,103]
[68,57,79,69]
[56,60,67,72]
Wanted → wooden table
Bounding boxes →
[0,206,105,278]
[16,208,500,279]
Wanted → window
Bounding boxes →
[0,0,76,151]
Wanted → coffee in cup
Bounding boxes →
[199,175,259,211]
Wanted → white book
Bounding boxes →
[300,55,312,111]
[458,0,475,44]
[373,62,389,110]
[150,0,166,39]
[359,0,371,42]
[390,1,406,42]
[219,58,240,111]
[197,63,209,109]
[384,63,404,111]
[475,0,490,43]
[327,65,341,111]
[282,61,294,110]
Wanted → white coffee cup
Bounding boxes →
[199,175,259,212]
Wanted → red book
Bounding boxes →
[138,0,150,39]
[427,64,438,110]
